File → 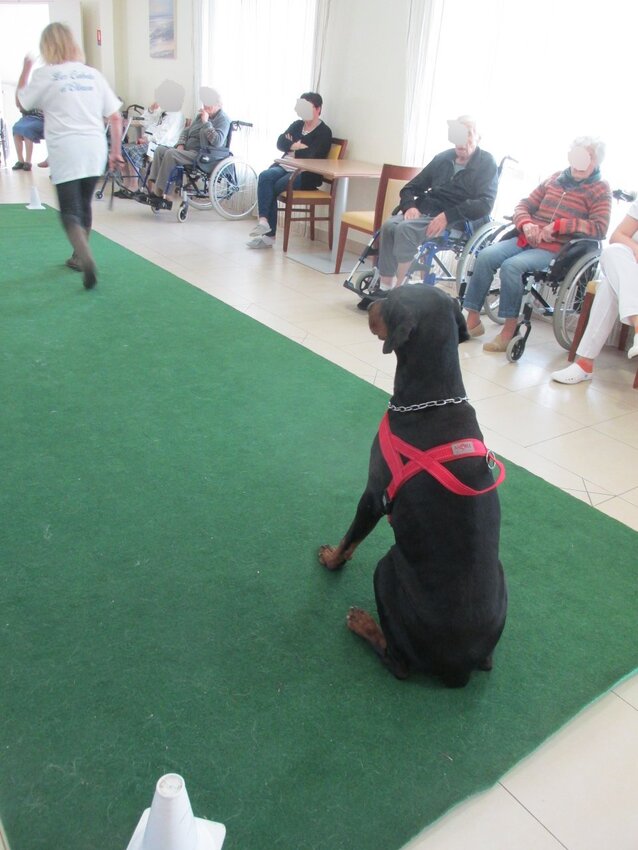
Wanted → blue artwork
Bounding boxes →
[149,0,175,59]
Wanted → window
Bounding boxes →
[405,0,634,224]
[200,0,318,171]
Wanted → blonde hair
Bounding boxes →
[40,22,84,65]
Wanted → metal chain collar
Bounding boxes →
[387,395,469,413]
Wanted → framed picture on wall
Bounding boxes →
[149,0,176,59]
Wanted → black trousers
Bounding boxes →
[55,176,99,231]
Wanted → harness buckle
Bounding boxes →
[382,490,393,515]
[486,449,496,470]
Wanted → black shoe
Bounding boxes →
[83,264,97,290]
[12,162,24,170]
[65,255,82,272]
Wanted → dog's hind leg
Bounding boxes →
[346,607,409,679]
[318,490,384,571]
[478,654,493,671]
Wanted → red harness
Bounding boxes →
[378,412,505,514]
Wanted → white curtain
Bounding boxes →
[198,0,318,172]
[311,0,331,92]
[402,0,635,223]
[402,0,444,167]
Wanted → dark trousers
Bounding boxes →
[257,165,303,236]
[55,176,99,232]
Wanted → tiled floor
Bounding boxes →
[2,167,637,850]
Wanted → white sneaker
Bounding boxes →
[628,343,638,360]
[249,222,271,237]
[551,363,592,384]
[247,235,274,249]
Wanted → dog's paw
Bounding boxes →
[318,545,346,571]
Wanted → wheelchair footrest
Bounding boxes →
[133,192,173,211]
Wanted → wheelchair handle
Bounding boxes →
[231,120,253,129]
[612,188,637,203]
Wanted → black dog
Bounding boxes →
[319,285,507,687]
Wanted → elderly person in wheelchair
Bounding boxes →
[463,137,612,353]
[376,115,498,290]
[147,87,230,199]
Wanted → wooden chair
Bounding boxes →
[278,138,348,253]
[568,280,638,388]
[334,163,421,273]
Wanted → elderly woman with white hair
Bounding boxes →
[147,87,230,199]
[464,136,612,352]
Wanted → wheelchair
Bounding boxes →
[95,104,150,202]
[137,119,258,222]
[344,216,509,306]
[343,155,517,306]
[480,235,600,362]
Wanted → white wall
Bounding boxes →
[107,0,408,209]
[110,0,195,114]
[314,0,409,211]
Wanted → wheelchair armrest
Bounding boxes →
[548,238,601,281]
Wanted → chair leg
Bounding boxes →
[310,207,315,242]
[282,203,292,253]
[568,291,594,362]
[618,324,629,351]
[335,223,349,274]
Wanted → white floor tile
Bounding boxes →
[502,693,638,850]
[401,784,565,850]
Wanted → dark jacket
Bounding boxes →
[179,109,231,154]
[399,147,498,226]
[276,119,333,189]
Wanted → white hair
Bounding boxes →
[571,135,606,164]
[456,114,479,137]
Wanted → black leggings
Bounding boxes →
[55,176,99,232]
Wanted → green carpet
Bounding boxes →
[1,205,636,850]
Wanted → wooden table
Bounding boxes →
[275,157,382,273]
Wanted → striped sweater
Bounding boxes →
[513,170,611,252]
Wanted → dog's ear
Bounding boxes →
[381,295,418,353]
[454,298,470,343]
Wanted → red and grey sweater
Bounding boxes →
[513,170,611,253]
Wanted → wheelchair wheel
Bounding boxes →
[352,268,380,296]
[552,251,600,350]
[185,172,213,211]
[209,158,258,219]
[0,118,8,164]
[483,273,505,324]
[456,220,508,296]
[177,202,189,222]
[95,190,104,200]
[506,335,526,362]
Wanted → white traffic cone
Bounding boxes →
[125,773,226,850]
[26,186,45,210]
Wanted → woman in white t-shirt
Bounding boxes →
[17,23,123,290]
[552,198,638,384]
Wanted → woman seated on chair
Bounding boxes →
[551,198,638,384]
[147,87,229,199]
[464,137,611,353]
[247,92,332,249]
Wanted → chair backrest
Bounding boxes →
[374,163,422,230]
[327,138,348,161]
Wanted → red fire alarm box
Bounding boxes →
[97,28,102,46]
